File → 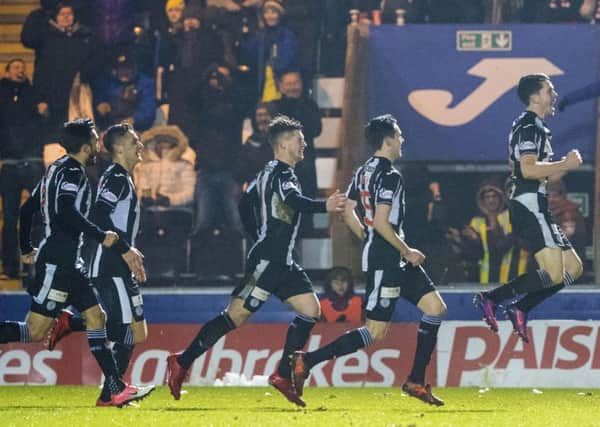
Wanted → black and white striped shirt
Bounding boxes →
[346,156,405,272]
[87,163,140,278]
[21,155,105,268]
[244,159,325,266]
[509,111,553,197]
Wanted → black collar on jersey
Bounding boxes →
[64,155,84,171]
[372,155,392,165]
[275,159,292,169]
[111,162,130,176]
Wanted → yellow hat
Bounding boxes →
[165,0,185,12]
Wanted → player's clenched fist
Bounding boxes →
[403,248,426,266]
[326,189,347,213]
[564,149,582,170]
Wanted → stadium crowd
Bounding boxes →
[0,0,593,284]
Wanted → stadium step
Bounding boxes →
[0,1,37,76]
[0,41,31,54]
[0,23,21,42]
[0,2,38,24]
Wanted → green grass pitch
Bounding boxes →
[0,386,598,426]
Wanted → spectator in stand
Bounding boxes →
[522,0,586,22]
[401,167,469,284]
[77,0,138,51]
[135,125,196,207]
[270,71,321,199]
[155,0,185,106]
[239,0,298,104]
[76,0,159,78]
[450,179,529,284]
[547,179,587,258]
[0,59,44,279]
[192,64,244,234]
[205,1,262,55]
[93,52,156,132]
[320,267,363,323]
[21,1,99,143]
[159,1,225,143]
[280,1,320,83]
[236,102,274,187]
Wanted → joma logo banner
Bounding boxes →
[368,25,598,161]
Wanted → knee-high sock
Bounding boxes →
[100,326,136,402]
[87,329,124,395]
[486,269,553,303]
[178,312,236,370]
[305,326,374,369]
[408,315,442,385]
[515,272,573,312]
[0,321,30,343]
[277,314,317,379]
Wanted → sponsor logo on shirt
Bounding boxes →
[60,182,78,192]
[379,189,393,200]
[100,189,119,203]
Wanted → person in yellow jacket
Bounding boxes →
[463,180,530,284]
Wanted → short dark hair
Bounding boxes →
[5,58,25,72]
[324,266,354,296]
[60,118,96,154]
[267,115,302,147]
[55,1,74,16]
[517,74,550,105]
[365,114,397,150]
[104,123,134,153]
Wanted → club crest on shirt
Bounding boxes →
[282,181,298,191]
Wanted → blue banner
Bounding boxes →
[2,291,599,323]
[368,25,600,162]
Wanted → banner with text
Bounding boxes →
[368,25,600,161]
[437,320,600,387]
[0,323,433,387]
[2,321,600,388]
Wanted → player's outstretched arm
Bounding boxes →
[325,189,346,214]
[520,150,582,180]
[373,203,425,266]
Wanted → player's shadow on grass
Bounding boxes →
[146,407,504,414]
[404,409,504,414]
[145,407,316,413]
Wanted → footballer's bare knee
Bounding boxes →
[225,299,252,327]
[418,291,447,317]
[365,319,389,343]
[132,321,148,344]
